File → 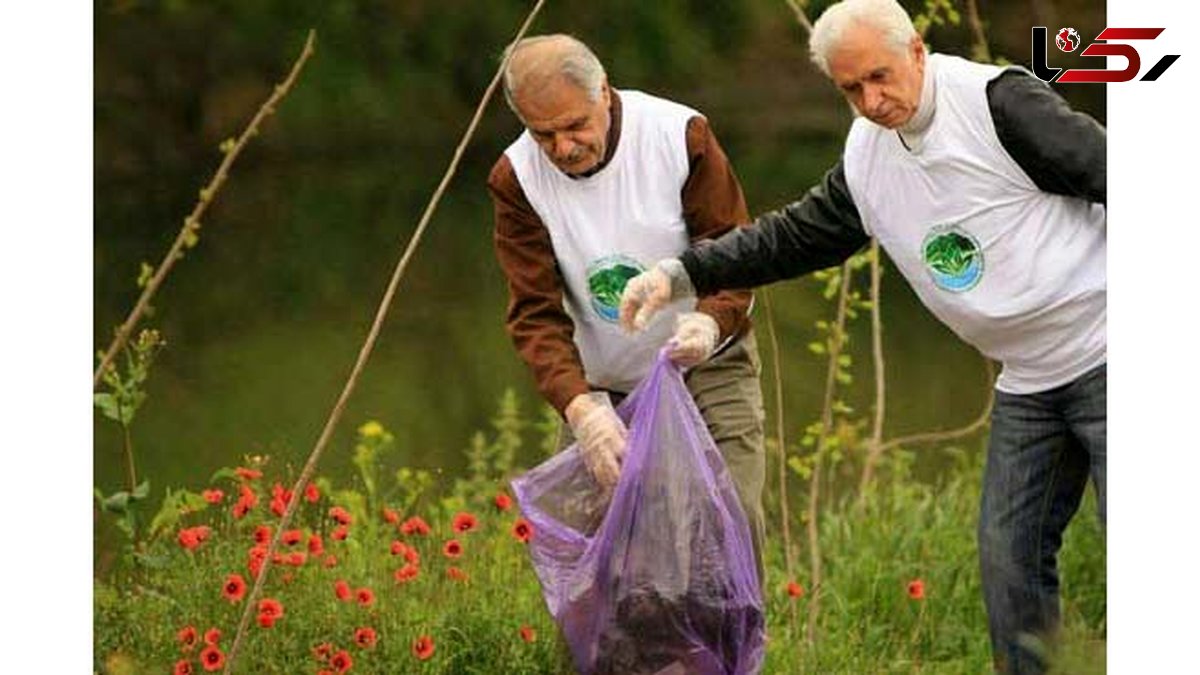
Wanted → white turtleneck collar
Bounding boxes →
[897,53,936,152]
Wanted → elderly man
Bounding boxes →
[488,34,768,576]
[619,1,1105,673]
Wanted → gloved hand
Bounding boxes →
[619,259,696,333]
[565,391,628,490]
[668,312,720,367]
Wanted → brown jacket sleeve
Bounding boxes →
[682,115,754,341]
[489,155,590,416]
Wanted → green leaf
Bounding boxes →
[131,480,150,500]
[100,491,131,513]
[210,467,242,484]
[94,393,122,423]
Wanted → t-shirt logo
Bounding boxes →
[586,255,645,322]
[922,225,983,292]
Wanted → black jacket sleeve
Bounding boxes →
[987,69,1106,204]
[680,161,868,295]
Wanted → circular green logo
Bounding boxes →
[921,225,983,292]
[586,255,645,322]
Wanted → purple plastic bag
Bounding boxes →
[512,350,765,675]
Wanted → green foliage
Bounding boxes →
[147,487,209,540]
[451,389,524,509]
[95,480,151,543]
[763,448,1105,673]
[94,329,164,427]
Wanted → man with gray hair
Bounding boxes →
[619,1,1105,673]
[488,34,768,580]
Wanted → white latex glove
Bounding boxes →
[668,312,720,367]
[619,259,696,333]
[565,391,628,489]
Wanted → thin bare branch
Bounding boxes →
[878,358,995,453]
[807,261,854,645]
[94,30,317,389]
[221,3,549,672]
[760,290,798,633]
[857,242,886,499]
[963,0,992,62]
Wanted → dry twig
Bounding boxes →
[94,30,317,389]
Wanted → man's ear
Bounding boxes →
[910,35,926,65]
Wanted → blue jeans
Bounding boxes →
[978,363,1106,674]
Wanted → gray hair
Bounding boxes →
[809,0,919,76]
[501,34,607,114]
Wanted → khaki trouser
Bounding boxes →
[556,330,768,584]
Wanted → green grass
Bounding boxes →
[94,425,1105,674]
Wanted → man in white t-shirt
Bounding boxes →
[619,2,1105,673]
[488,35,768,581]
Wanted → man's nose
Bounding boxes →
[553,135,574,159]
[862,85,883,113]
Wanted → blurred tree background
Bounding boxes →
[94,0,1104,518]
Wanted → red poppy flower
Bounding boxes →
[329,506,353,525]
[445,566,466,582]
[238,483,259,507]
[356,587,375,607]
[232,499,251,520]
[412,635,435,660]
[202,489,224,504]
[400,516,431,536]
[253,525,272,545]
[199,645,225,672]
[308,533,325,555]
[511,518,534,543]
[248,556,264,580]
[452,512,477,533]
[382,506,400,524]
[235,467,262,481]
[317,670,335,675]
[907,579,926,600]
[330,649,353,673]
[324,554,339,568]
[786,581,804,599]
[287,551,307,567]
[390,540,406,556]
[259,597,284,619]
[331,524,349,541]
[257,613,276,628]
[281,529,302,546]
[173,659,193,675]
[394,563,420,584]
[494,492,513,511]
[312,642,333,661]
[270,497,287,517]
[178,528,201,551]
[354,626,377,649]
[222,574,246,605]
[178,625,198,651]
[519,625,536,643]
[305,482,321,503]
[442,539,463,558]
[334,579,352,601]
[203,628,221,646]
